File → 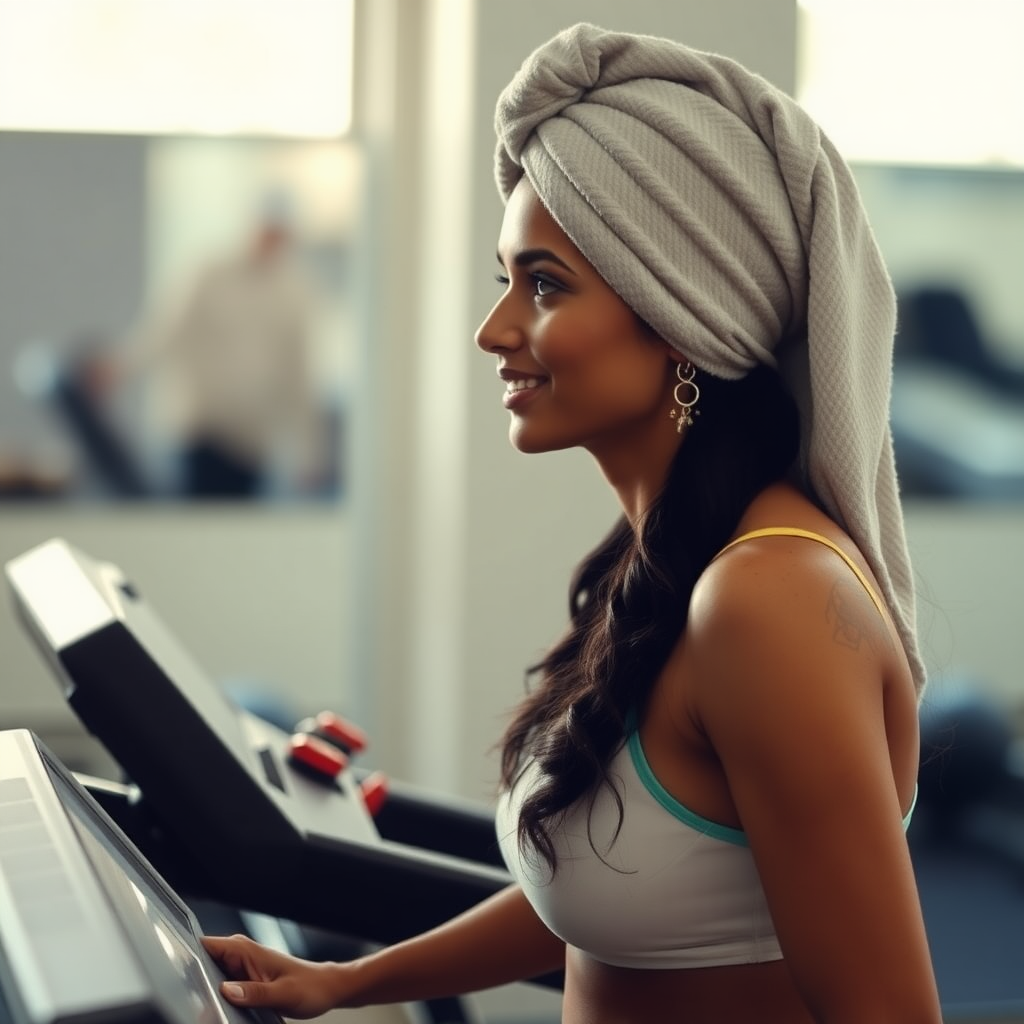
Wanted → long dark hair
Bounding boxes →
[498,363,801,871]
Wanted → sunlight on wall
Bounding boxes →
[0,0,354,137]
[798,0,1024,166]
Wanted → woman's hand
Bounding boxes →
[201,933,355,1018]
[202,885,563,1015]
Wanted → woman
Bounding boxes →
[203,24,942,1023]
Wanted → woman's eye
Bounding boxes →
[492,270,560,297]
[532,274,560,298]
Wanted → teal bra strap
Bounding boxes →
[626,727,749,847]
[625,712,918,835]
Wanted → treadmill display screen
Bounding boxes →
[44,758,229,1024]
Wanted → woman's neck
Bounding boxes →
[588,432,683,529]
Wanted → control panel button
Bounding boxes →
[359,770,389,816]
[287,733,348,780]
[296,711,368,755]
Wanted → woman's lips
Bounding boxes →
[502,375,546,410]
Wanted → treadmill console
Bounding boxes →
[5,539,513,948]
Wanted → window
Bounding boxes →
[0,0,354,137]
[797,0,1024,167]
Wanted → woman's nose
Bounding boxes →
[474,295,523,354]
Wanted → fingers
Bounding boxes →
[201,933,250,956]
[200,934,347,1018]
[214,964,328,1018]
[200,934,312,1016]
[201,933,253,973]
[203,936,281,1011]
[199,934,233,960]
[201,933,273,990]
[221,982,246,1002]
[220,980,267,1006]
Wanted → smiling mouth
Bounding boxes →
[505,377,545,395]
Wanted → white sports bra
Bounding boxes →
[496,734,784,969]
[495,527,916,970]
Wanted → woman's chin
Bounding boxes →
[509,427,572,456]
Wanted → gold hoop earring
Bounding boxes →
[669,361,700,434]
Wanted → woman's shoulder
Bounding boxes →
[686,483,897,693]
[696,481,863,594]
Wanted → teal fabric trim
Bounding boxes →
[626,729,749,848]
[624,713,918,840]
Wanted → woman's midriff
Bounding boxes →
[561,949,816,1024]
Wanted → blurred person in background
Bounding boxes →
[100,188,330,499]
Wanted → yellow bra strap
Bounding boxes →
[714,527,888,623]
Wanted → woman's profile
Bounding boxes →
[203,23,942,1023]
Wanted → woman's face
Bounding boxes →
[476,180,682,462]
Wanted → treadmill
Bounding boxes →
[4,538,559,994]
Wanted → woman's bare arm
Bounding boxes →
[203,883,564,1016]
[688,539,942,1024]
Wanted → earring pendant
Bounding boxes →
[670,362,700,433]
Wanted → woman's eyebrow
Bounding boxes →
[495,248,578,276]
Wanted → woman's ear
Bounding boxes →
[663,345,691,369]
[633,312,686,366]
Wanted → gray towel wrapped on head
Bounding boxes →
[494,23,925,695]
